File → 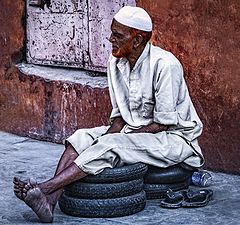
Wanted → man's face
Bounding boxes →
[109,19,135,58]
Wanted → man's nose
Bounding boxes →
[108,33,114,43]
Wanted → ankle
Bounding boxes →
[38,183,51,195]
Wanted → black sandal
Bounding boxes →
[160,189,213,208]
[160,189,188,208]
[182,189,213,207]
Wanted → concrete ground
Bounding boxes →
[1,131,240,225]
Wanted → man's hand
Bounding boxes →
[129,122,168,134]
[106,117,126,134]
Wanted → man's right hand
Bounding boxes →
[106,117,126,134]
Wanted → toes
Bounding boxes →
[13,178,18,184]
[19,183,25,188]
[29,178,37,189]
[15,187,21,193]
[13,183,19,190]
[22,186,31,198]
[14,188,23,200]
[13,177,27,188]
[14,189,21,195]
[22,187,29,198]
[13,178,24,198]
[24,184,31,191]
[13,176,19,182]
[29,178,37,185]
[23,179,34,191]
[13,177,20,186]
[26,183,32,189]
[13,177,24,184]
[13,177,37,200]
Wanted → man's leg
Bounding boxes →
[40,143,82,206]
[13,144,87,223]
[13,144,76,199]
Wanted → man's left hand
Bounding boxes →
[130,123,168,134]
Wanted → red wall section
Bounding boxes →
[0,0,111,143]
[0,0,240,174]
[0,1,24,70]
[137,0,240,173]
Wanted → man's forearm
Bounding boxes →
[130,122,168,134]
[106,117,126,134]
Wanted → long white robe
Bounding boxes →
[67,42,204,175]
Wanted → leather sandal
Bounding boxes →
[160,189,213,208]
[182,189,213,207]
[160,189,188,208]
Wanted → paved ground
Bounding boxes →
[1,131,240,225]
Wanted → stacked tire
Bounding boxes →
[144,165,194,199]
[59,163,148,218]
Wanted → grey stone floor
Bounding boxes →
[1,131,240,225]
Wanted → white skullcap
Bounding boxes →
[114,6,152,32]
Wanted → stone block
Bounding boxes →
[0,63,111,142]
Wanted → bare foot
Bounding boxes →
[13,177,34,200]
[13,177,53,223]
[13,177,26,200]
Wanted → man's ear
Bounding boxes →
[133,34,144,49]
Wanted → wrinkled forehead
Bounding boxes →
[111,19,133,33]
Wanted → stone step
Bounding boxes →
[0,63,111,143]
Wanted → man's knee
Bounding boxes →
[99,132,125,145]
[65,141,79,157]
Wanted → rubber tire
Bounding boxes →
[144,165,194,184]
[82,163,148,183]
[64,178,144,199]
[144,180,189,199]
[59,191,146,218]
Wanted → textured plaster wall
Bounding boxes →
[0,0,111,142]
[0,1,24,74]
[0,0,240,174]
[137,0,240,174]
[0,1,26,134]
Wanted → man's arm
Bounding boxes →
[106,116,126,134]
[129,122,168,134]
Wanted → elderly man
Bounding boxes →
[13,6,204,223]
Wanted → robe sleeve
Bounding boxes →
[107,59,121,121]
[153,61,183,125]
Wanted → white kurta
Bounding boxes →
[67,42,204,175]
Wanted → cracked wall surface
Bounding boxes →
[26,0,135,72]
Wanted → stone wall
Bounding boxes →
[0,0,240,174]
[0,0,111,142]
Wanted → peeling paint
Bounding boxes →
[27,0,136,72]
